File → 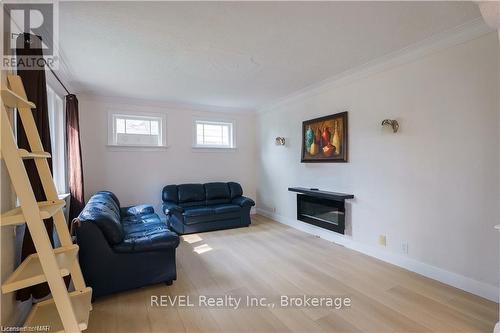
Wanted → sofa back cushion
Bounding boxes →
[228,182,243,199]
[205,182,230,205]
[178,184,206,207]
[162,185,179,203]
[90,191,121,212]
[162,182,244,206]
[79,191,124,245]
[96,190,120,207]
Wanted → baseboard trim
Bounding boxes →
[256,208,498,302]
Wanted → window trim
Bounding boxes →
[46,85,67,194]
[107,110,168,148]
[192,118,236,149]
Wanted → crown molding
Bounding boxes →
[257,18,494,114]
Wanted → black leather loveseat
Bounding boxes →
[75,191,179,298]
[162,182,255,234]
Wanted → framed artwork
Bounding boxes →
[301,111,348,163]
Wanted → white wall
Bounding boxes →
[79,97,257,213]
[257,33,499,299]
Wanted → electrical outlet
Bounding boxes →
[272,207,276,213]
[378,235,387,247]
[401,241,409,254]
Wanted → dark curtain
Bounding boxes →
[66,94,85,221]
[15,33,54,301]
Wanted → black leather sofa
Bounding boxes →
[75,191,179,298]
[162,182,255,234]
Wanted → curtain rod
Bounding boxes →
[47,65,71,95]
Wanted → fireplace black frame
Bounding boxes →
[289,187,354,235]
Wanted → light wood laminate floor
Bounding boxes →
[86,215,498,333]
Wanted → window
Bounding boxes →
[108,112,166,147]
[193,120,235,149]
[47,86,66,194]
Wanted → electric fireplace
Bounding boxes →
[288,187,354,235]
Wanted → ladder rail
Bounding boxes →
[1,103,81,332]
[7,75,86,291]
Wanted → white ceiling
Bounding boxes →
[59,1,482,111]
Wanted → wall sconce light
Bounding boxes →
[275,137,286,145]
[381,119,399,133]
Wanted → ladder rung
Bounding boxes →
[23,287,92,333]
[1,88,36,109]
[1,245,79,294]
[0,200,66,226]
[18,149,51,159]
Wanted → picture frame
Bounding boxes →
[301,111,348,163]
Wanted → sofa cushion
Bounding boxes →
[183,207,214,217]
[162,185,178,203]
[178,184,205,204]
[115,212,179,252]
[182,205,243,225]
[182,206,216,225]
[121,214,162,234]
[121,213,161,228]
[228,182,243,199]
[204,182,230,200]
[212,204,241,214]
[115,224,179,253]
[120,204,155,217]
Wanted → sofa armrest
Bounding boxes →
[75,221,116,259]
[120,204,155,217]
[232,196,255,208]
[163,201,184,215]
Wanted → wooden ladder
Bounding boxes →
[1,74,92,332]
